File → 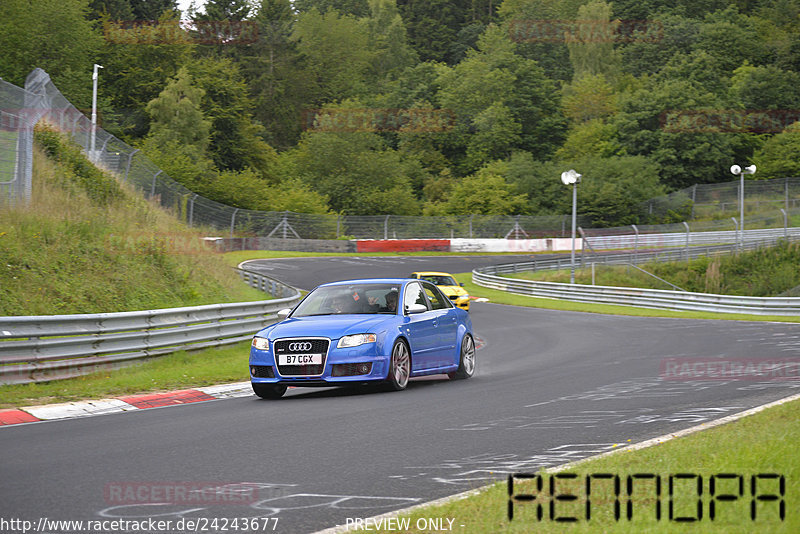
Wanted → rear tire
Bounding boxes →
[386,339,411,391]
[448,334,475,380]
[252,383,287,399]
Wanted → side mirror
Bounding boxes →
[460,283,464,287]
[405,303,428,315]
[277,308,291,320]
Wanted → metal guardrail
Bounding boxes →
[473,234,800,316]
[586,226,800,250]
[0,269,301,384]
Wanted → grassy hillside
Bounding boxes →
[0,126,265,316]
[512,241,800,297]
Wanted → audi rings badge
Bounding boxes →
[288,341,313,352]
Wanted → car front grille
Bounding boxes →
[274,338,329,376]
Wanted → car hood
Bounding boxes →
[260,314,396,340]
[438,285,468,297]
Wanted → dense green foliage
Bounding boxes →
[0,128,266,315]
[3,0,800,226]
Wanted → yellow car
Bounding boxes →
[408,271,470,311]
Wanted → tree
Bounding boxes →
[613,77,738,189]
[366,0,418,84]
[294,0,370,17]
[566,1,622,82]
[694,6,770,73]
[129,0,177,19]
[192,0,252,56]
[555,119,623,160]
[186,57,279,179]
[88,0,133,20]
[396,0,475,63]
[145,67,211,151]
[435,25,566,173]
[753,122,800,179]
[0,0,103,107]
[562,74,618,124]
[498,0,578,82]
[288,125,423,215]
[425,161,529,215]
[242,0,309,148]
[570,155,665,226]
[98,10,194,138]
[730,63,800,110]
[291,8,374,103]
[619,12,701,78]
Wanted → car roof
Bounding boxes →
[320,278,412,287]
[411,271,455,277]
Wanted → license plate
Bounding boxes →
[279,353,322,365]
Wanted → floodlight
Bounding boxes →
[743,165,756,174]
[561,169,581,185]
[730,165,741,175]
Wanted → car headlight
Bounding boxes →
[337,333,377,348]
[252,337,270,351]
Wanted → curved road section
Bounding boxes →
[2,256,799,533]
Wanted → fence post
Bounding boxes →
[731,217,738,254]
[780,208,788,239]
[124,149,139,182]
[150,170,161,198]
[631,224,639,265]
[691,184,697,219]
[786,177,790,212]
[469,214,474,238]
[188,194,197,227]
[384,215,389,240]
[683,221,690,262]
[230,208,239,239]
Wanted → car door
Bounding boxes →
[402,281,438,371]
[421,281,459,368]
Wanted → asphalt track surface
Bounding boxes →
[2,256,800,533]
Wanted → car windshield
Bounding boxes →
[292,283,402,317]
[421,275,457,286]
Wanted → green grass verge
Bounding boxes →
[360,397,799,533]
[0,341,251,409]
[457,272,800,323]
[0,128,267,315]
[509,241,800,297]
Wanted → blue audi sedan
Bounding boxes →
[249,278,475,399]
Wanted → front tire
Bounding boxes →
[386,339,411,391]
[449,334,475,380]
[252,383,287,399]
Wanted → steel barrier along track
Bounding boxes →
[0,269,301,385]
[473,236,800,316]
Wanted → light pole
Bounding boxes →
[730,164,756,250]
[90,64,103,161]
[561,169,582,284]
